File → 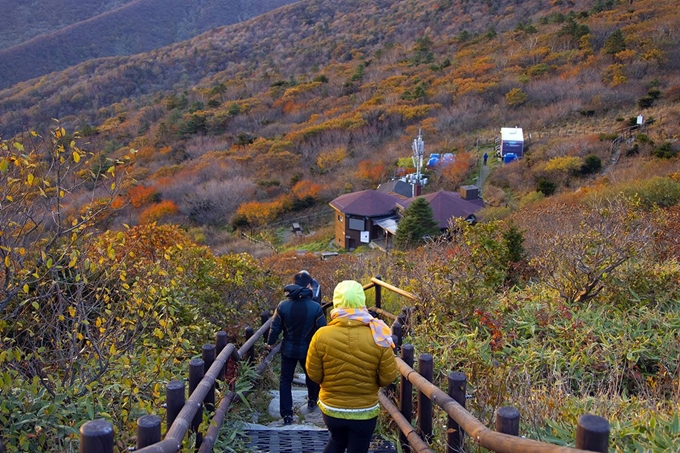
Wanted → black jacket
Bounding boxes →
[267,284,327,359]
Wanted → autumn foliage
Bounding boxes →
[128,184,160,208]
[138,199,179,224]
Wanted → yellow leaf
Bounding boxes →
[109,344,117,355]
[73,152,80,163]
[110,182,116,190]
[68,306,76,318]
[4,255,9,267]
[19,248,25,256]
[23,284,29,293]
[27,174,34,185]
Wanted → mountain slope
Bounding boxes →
[0,0,679,240]
[0,0,134,50]
[0,0,299,90]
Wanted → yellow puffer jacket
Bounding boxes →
[306,317,398,418]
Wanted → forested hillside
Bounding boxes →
[1,0,680,451]
[0,0,299,89]
[1,0,678,254]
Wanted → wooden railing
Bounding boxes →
[78,276,610,453]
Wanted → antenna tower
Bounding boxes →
[412,129,424,184]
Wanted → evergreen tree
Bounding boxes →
[395,198,440,249]
[503,222,525,263]
[604,29,626,54]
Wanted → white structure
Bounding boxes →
[500,127,524,158]
[406,130,427,196]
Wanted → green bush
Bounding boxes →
[537,178,557,196]
[651,142,677,159]
[580,154,602,175]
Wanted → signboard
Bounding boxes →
[360,231,370,243]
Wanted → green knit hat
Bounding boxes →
[333,280,366,309]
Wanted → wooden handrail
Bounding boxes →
[367,276,418,301]
[395,357,596,453]
[135,317,274,453]
[379,390,433,453]
[199,341,281,453]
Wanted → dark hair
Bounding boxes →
[294,271,313,288]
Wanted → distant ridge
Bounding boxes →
[0,0,298,90]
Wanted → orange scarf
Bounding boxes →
[331,307,395,348]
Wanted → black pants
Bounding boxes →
[279,355,319,417]
[322,413,377,453]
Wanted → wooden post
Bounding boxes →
[417,353,433,443]
[447,372,466,453]
[189,358,205,448]
[245,326,255,363]
[261,311,271,343]
[165,380,185,431]
[496,406,520,436]
[576,414,610,453]
[392,322,403,350]
[202,344,216,412]
[375,275,382,309]
[399,344,414,453]
[79,419,113,453]
[215,331,227,380]
[136,414,161,449]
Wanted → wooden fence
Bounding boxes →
[78,277,610,453]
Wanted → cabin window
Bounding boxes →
[348,218,364,231]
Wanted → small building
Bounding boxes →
[396,186,485,231]
[500,127,524,159]
[329,190,402,250]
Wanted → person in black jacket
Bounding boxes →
[266,274,327,425]
[297,269,322,304]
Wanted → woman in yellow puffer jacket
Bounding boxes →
[306,280,398,453]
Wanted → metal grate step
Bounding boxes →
[243,429,396,453]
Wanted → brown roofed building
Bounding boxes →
[397,187,485,230]
[329,186,485,250]
[329,190,402,250]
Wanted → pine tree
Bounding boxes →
[395,198,440,249]
[604,29,626,55]
[503,222,525,263]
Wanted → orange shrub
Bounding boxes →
[138,200,179,224]
[128,185,159,208]
[292,180,323,199]
[236,200,286,226]
[356,160,388,185]
[442,152,476,187]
